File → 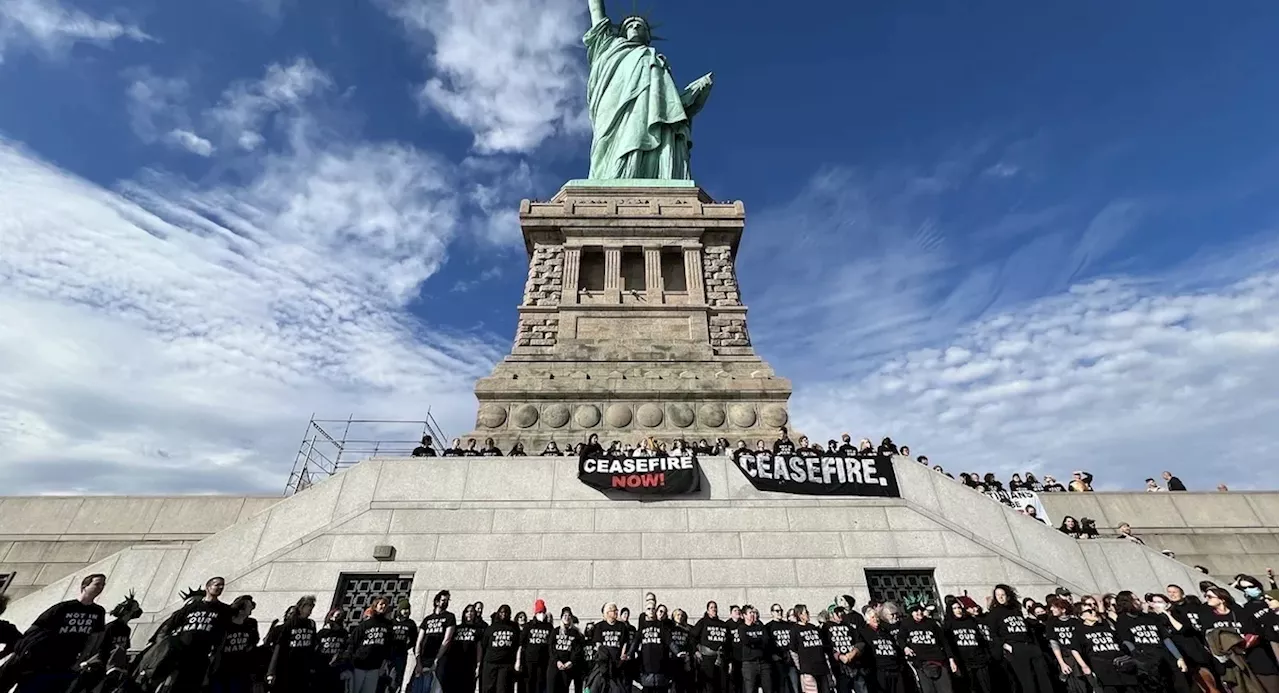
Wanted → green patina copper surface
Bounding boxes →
[584,0,713,181]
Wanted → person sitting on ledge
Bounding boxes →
[917,455,930,466]
[480,438,503,457]
[508,441,526,456]
[1067,471,1093,492]
[1144,477,1164,492]
[838,434,856,454]
[1009,473,1026,492]
[606,440,622,457]
[412,435,437,457]
[541,441,561,456]
[877,437,898,455]
[1041,475,1065,492]
[1162,470,1187,491]
[1024,473,1043,492]
[733,440,749,457]
[899,445,911,458]
[463,438,480,456]
[583,433,605,458]
[796,436,817,458]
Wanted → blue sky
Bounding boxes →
[0,0,1275,494]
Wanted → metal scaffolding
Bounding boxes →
[284,412,449,495]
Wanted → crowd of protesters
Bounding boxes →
[1,570,1279,693]
[411,430,1200,496]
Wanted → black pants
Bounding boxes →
[483,663,516,693]
[771,662,799,693]
[1004,645,1053,693]
[698,656,726,693]
[869,668,902,693]
[741,660,772,693]
[547,663,582,693]
[958,663,991,693]
[729,661,743,693]
[523,662,549,693]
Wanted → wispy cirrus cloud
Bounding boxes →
[125,70,216,157]
[379,0,588,153]
[0,0,151,63]
[0,60,503,495]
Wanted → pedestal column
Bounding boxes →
[563,247,581,306]
[604,247,621,303]
[644,246,662,302]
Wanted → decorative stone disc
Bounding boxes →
[697,403,726,428]
[636,403,664,428]
[604,403,633,428]
[477,404,507,429]
[512,404,539,428]
[574,404,601,428]
[668,403,695,428]
[728,403,757,428]
[542,403,571,429]
[760,404,788,428]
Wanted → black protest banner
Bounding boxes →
[731,450,901,497]
[578,453,701,495]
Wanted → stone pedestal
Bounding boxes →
[461,181,792,450]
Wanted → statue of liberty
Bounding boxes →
[584,0,714,180]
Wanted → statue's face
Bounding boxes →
[623,18,650,44]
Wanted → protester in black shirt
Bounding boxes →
[520,600,554,693]
[160,576,234,692]
[988,584,1053,693]
[67,589,140,693]
[1162,587,1219,692]
[443,605,482,693]
[858,606,901,693]
[582,434,605,459]
[586,602,630,693]
[481,604,521,693]
[897,601,957,693]
[385,599,418,692]
[877,437,898,455]
[314,609,350,693]
[267,595,318,693]
[1041,475,1066,492]
[481,437,504,457]
[1111,591,1188,693]
[1042,597,1087,692]
[630,603,676,693]
[733,607,771,693]
[1068,603,1136,692]
[549,607,584,693]
[204,594,258,693]
[836,434,856,455]
[542,442,562,456]
[764,604,797,693]
[443,438,465,456]
[1222,578,1280,688]
[668,608,693,693]
[347,595,396,693]
[0,573,107,693]
[1162,471,1187,491]
[772,428,795,456]
[690,601,729,693]
[788,605,829,693]
[464,439,481,456]
[413,435,438,457]
[943,599,991,693]
[1057,516,1083,538]
[820,606,867,693]
[415,590,458,685]
[1009,474,1026,492]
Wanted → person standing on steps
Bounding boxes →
[987,585,1053,693]
[313,608,351,693]
[765,604,798,693]
[0,573,107,693]
[690,602,729,693]
[520,600,554,693]
[267,595,318,693]
[346,596,396,693]
[208,595,259,693]
[735,606,772,693]
[414,590,457,693]
[549,607,584,693]
[897,600,958,693]
[482,605,521,693]
[389,599,420,693]
[442,604,483,693]
[789,605,830,693]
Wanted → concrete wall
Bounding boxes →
[3,456,1226,649]
[1039,492,1278,579]
[0,496,280,600]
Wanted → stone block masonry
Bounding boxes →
[461,182,791,449]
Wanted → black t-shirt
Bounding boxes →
[791,623,828,676]
[392,617,419,654]
[169,600,233,654]
[18,599,107,672]
[316,624,348,666]
[97,619,133,661]
[592,620,629,661]
[480,447,504,457]
[896,617,951,663]
[1114,612,1167,653]
[737,621,769,662]
[690,617,728,657]
[988,606,1034,647]
[268,617,316,678]
[1245,599,1279,644]
[860,625,900,672]
[669,623,690,657]
[522,619,554,665]
[772,439,796,456]
[217,618,260,676]
[631,621,670,673]
[447,620,481,668]
[727,619,742,660]
[1071,620,1132,685]
[482,621,521,665]
[443,448,463,457]
[412,446,437,457]
[1166,476,1186,491]
[944,617,988,664]
[1206,604,1277,675]
[552,626,584,665]
[765,620,794,661]
[347,615,395,670]
[820,621,859,658]
[419,611,457,662]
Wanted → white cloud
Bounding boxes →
[166,128,214,156]
[207,58,331,152]
[0,61,503,495]
[381,0,587,153]
[0,0,150,63]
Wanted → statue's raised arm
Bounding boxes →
[581,2,712,180]
[588,0,607,26]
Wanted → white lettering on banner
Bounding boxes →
[735,454,887,487]
[581,457,695,474]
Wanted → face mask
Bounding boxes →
[1244,587,1263,599]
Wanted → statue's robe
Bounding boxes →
[584,18,697,180]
